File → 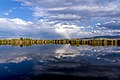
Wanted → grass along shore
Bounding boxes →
[0,38,120,47]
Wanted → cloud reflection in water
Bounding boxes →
[0,45,120,79]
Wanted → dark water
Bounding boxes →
[0,44,120,80]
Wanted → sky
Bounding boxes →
[0,0,120,39]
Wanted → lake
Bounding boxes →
[0,44,120,80]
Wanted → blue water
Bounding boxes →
[0,44,120,80]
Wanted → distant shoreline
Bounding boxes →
[0,38,120,47]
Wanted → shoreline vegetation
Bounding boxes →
[0,38,120,47]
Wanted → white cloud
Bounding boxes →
[0,56,31,63]
[18,0,120,19]
[54,24,79,38]
[97,20,120,30]
[3,13,9,15]
[50,14,81,20]
[2,0,120,39]
[55,45,80,58]
[13,0,120,38]
[0,18,33,30]
[0,17,105,39]
[1,17,117,39]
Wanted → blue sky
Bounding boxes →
[0,0,120,39]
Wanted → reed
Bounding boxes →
[0,38,120,47]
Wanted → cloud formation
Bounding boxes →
[0,0,120,38]
[0,18,96,39]
[15,0,120,37]
[0,17,119,39]
[17,0,120,21]
[97,21,120,30]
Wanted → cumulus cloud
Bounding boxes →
[0,18,64,39]
[0,17,116,39]
[0,18,33,30]
[14,0,120,37]
[0,17,96,39]
[1,0,119,38]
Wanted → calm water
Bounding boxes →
[0,44,120,80]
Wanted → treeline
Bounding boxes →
[0,38,120,47]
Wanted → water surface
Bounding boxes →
[0,44,120,80]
